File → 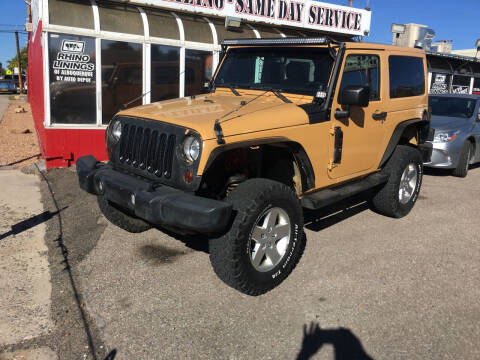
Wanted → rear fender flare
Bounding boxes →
[379,118,430,168]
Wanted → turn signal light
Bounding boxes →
[184,170,193,183]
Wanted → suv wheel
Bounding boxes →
[97,195,151,233]
[371,145,423,218]
[209,179,305,296]
[452,141,472,178]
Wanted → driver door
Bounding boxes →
[328,51,387,180]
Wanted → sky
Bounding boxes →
[0,0,28,71]
[322,0,480,49]
[0,0,479,71]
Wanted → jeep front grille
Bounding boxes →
[118,123,176,179]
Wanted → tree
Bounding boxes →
[7,46,28,72]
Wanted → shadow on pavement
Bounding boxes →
[138,243,190,265]
[0,208,67,240]
[104,349,117,359]
[297,322,373,360]
[424,163,480,177]
[0,153,41,168]
[304,193,371,233]
[154,225,210,254]
[149,193,372,256]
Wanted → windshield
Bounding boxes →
[214,47,334,96]
[429,97,477,118]
[0,81,14,88]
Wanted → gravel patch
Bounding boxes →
[0,101,41,168]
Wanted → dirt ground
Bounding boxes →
[0,99,41,168]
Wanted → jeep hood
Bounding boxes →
[118,91,310,141]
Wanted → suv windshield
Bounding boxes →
[429,96,477,118]
[214,47,334,96]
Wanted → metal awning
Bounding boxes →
[426,51,480,64]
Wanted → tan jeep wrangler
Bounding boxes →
[77,37,432,295]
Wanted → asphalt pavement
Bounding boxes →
[14,164,472,359]
[2,164,479,359]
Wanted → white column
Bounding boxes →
[427,72,432,93]
[275,29,286,38]
[144,43,151,104]
[172,12,185,98]
[138,7,151,104]
[246,24,260,38]
[91,0,102,125]
[204,17,218,74]
[42,32,51,127]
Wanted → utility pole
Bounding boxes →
[349,0,353,6]
[15,31,23,94]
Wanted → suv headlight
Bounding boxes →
[183,135,201,162]
[109,120,122,143]
[433,130,459,143]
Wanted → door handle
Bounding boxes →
[372,111,387,120]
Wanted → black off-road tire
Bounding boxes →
[452,141,472,178]
[97,195,151,233]
[371,145,423,218]
[209,179,305,296]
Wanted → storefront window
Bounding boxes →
[185,49,212,97]
[101,40,143,124]
[452,75,471,94]
[151,45,180,102]
[49,33,96,124]
[49,0,94,29]
[98,3,143,35]
[429,72,451,94]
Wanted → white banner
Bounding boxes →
[125,0,371,36]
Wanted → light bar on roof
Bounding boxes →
[221,37,332,46]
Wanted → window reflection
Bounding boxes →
[151,44,180,102]
[101,40,142,124]
[340,55,380,100]
[185,49,212,97]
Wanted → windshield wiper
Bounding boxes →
[270,89,292,103]
[216,85,241,96]
[252,87,292,103]
[228,85,241,96]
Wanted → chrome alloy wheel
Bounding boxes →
[249,207,291,272]
[399,163,418,204]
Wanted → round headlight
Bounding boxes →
[183,136,201,162]
[110,120,122,143]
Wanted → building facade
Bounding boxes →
[427,51,480,95]
[390,22,480,96]
[28,0,371,168]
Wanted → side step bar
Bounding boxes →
[301,172,389,210]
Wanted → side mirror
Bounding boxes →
[477,112,480,122]
[338,86,370,107]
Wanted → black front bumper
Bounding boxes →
[77,155,232,234]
